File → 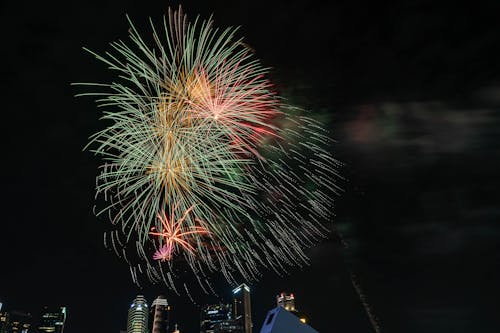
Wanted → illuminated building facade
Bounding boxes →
[37,307,66,333]
[126,295,148,333]
[276,293,295,312]
[150,296,171,333]
[200,304,237,333]
[199,284,252,333]
[232,284,251,333]
[0,308,32,333]
[276,292,308,324]
[6,311,32,333]
[212,321,241,333]
[0,311,8,333]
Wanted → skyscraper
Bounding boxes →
[38,306,66,333]
[150,296,170,333]
[275,292,308,324]
[232,284,251,333]
[276,293,296,312]
[126,295,148,333]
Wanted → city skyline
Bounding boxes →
[122,286,319,333]
[0,287,315,333]
[0,306,66,333]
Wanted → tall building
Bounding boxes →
[126,295,148,333]
[149,296,171,333]
[38,307,66,333]
[276,292,308,324]
[276,293,296,312]
[232,284,251,333]
[200,304,236,333]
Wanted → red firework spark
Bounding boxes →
[185,61,280,157]
[150,204,210,261]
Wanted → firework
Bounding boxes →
[76,6,341,293]
[150,204,210,261]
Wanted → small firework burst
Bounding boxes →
[153,244,174,262]
[149,204,210,261]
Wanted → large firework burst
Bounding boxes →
[77,6,341,293]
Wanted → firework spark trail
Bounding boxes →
[350,272,382,333]
[76,6,341,293]
[332,226,383,333]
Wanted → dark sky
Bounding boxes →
[1,0,499,332]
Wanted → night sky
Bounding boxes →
[1,0,499,332]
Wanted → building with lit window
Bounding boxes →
[37,307,66,333]
[200,303,238,333]
[0,311,8,333]
[150,296,171,333]
[232,284,251,333]
[6,311,32,333]
[126,295,148,333]
[276,293,296,312]
[276,292,309,324]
